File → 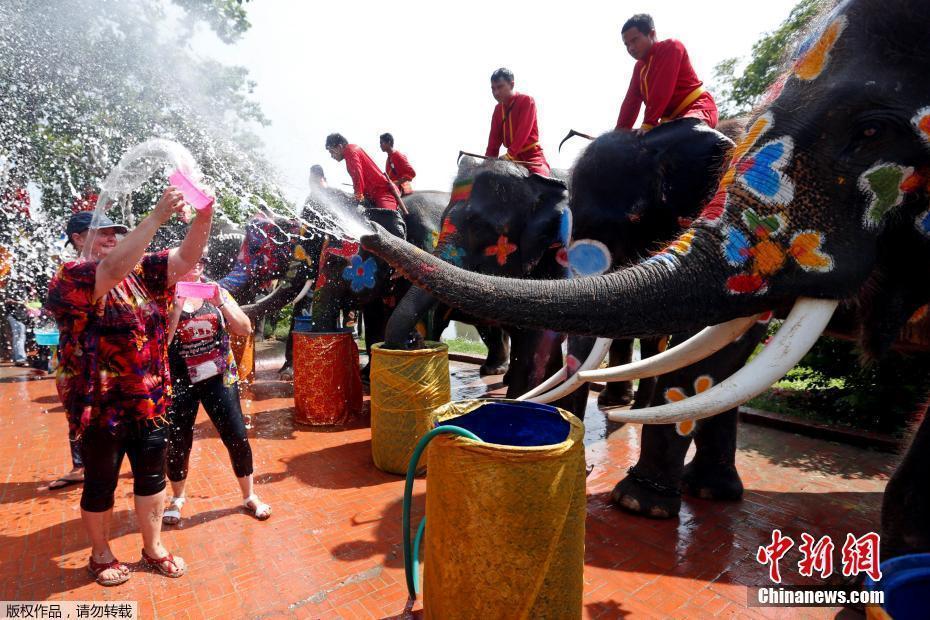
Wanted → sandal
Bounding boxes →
[243,494,272,520]
[162,496,186,525]
[141,548,187,578]
[48,476,84,490]
[87,557,130,586]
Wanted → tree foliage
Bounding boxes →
[0,0,279,225]
[712,0,825,117]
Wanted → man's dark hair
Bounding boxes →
[622,14,654,35]
[310,164,325,180]
[379,133,394,147]
[325,133,347,149]
[490,67,514,83]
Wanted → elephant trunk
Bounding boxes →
[383,285,437,349]
[362,224,767,341]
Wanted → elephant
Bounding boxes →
[383,157,571,398]
[359,0,930,560]
[220,187,448,375]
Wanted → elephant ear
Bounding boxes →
[518,174,570,276]
[648,120,735,221]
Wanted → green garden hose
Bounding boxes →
[402,425,481,599]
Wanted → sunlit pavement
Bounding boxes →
[0,347,891,619]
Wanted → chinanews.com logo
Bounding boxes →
[749,529,885,608]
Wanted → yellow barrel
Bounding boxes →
[370,341,450,474]
[422,400,586,619]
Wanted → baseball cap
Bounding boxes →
[65,211,129,244]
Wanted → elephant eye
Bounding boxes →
[863,127,878,138]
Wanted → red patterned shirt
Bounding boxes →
[47,251,173,436]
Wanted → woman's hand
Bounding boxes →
[208,284,224,307]
[153,188,187,225]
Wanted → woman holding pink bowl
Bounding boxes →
[164,255,271,524]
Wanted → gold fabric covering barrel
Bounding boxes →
[370,341,450,474]
[422,400,586,619]
[293,330,362,425]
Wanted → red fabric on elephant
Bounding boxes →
[616,39,718,131]
[385,150,416,195]
[343,144,398,210]
[485,93,551,176]
[46,251,173,437]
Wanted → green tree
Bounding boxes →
[712,0,824,117]
[0,0,280,224]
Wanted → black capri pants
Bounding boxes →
[80,420,168,512]
[167,374,253,482]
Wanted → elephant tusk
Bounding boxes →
[607,298,838,425]
[519,337,613,404]
[516,366,568,401]
[578,314,761,383]
[290,278,316,306]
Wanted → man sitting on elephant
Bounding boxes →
[380,133,416,196]
[485,67,550,177]
[616,13,718,133]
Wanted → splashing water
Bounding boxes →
[82,138,203,260]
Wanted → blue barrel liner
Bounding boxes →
[435,400,570,447]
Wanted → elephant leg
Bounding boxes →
[631,336,668,410]
[881,408,930,559]
[360,302,389,384]
[612,421,691,519]
[477,325,510,377]
[282,294,313,373]
[597,339,635,409]
[681,408,744,501]
[553,335,598,422]
[504,328,564,399]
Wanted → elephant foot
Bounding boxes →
[480,362,509,377]
[681,460,744,501]
[610,469,681,519]
[597,385,634,409]
[360,362,371,386]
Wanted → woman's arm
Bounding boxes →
[213,287,252,337]
[167,296,184,344]
[93,189,185,302]
[167,197,214,286]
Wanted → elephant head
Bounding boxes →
[219,208,302,303]
[362,0,930,417]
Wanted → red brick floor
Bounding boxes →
[0,347,891,619]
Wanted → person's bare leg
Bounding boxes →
[162,479,187,525]
[135,490,186,574]
[236,474,253,500]
[82,508,126,582]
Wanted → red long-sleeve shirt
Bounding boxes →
[343,144,397,209]
[385,150,416,183]
[485,92,550,175]
[616,39,717,130]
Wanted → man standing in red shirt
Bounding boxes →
[485,68,551,177]
[616,14,718,133]
[380,133,416,196]
[325,133,406,239]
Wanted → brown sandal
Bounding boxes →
[87,557,130,586]
[141,548,187,578]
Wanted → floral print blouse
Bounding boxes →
[47,251,173,436]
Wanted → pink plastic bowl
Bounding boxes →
[176,281,218,299]
[168,169,215,211]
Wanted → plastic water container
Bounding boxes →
[168,169,215,211]
[34,329,60,347]
[176,281,218,299]
[865,553,930,620]
[293,316,313,333]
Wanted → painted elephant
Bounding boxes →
[222,188,448,374]
[360,0,930,559]
[383,157,571,397]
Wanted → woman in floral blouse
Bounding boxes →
[47,188,211,586]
